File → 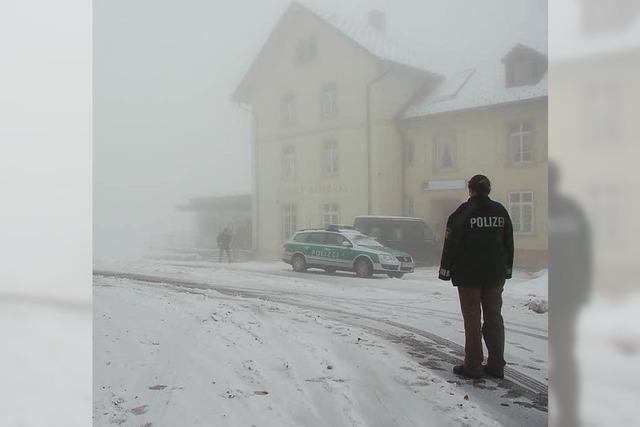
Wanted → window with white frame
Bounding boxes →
[281,203,297,241]
[281,146,296,180]
[320,82,338,118]
[435,131,457,170]
[321,203,340,228]
[509,191,534,233]
[509,121,535,164]
[281,93,296,127]
[322,139,339,175]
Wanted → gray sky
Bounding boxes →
[94,0,546,257]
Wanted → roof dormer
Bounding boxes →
[502,43,547,88]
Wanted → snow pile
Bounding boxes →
[524,297,548,314]
[0,302,91,427]
[507,270,548,298]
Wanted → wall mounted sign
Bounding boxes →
[422,179,466,191]
[282,182,348,195]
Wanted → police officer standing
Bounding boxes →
[439,175,514,379]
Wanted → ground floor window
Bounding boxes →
[321,203,340,228]
[403,196,415,217]
[281,203,297,241]
[509,191,534,233]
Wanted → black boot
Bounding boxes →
[483,365,504,379]
[453,364,482,379]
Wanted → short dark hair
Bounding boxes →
[468,174,491,195]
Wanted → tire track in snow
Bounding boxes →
[158,262,549,336]
[94,270,548,421]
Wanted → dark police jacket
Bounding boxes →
[438,195,514,287]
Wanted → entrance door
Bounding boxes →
[430,199,463,240]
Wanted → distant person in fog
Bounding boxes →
[548,162,592,427]
[217,226,233,263]
[439,175,514,379]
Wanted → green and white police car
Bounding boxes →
[282,226,415,278]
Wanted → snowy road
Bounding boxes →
[94,259,548,426]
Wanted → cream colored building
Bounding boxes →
[233,2,548,267]
[550,0,640,290]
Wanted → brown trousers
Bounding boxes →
[457,285,505,375]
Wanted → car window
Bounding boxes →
[307,232,326,244]
[403,221,434,241]
[383,226,402,241]
[368,226,382,239]
[423,224,435,240]
[293,233,309,242]
[325,233,347,246]
[351,234,383,247]
[404,222,423,241]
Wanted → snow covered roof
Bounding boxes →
[403,44,548,119]
[302,3,440,75]
[232,2,439,102]
[233,1,547,116]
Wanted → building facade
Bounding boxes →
[178,194,252,253]
[550,0,640,289]
[234,2,548,267]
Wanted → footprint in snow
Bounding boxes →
[130,404,149,415]
[148,385,167,390]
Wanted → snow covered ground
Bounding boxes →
[94,258,549,426]
[0,298,91,427]
[577,294,640,426]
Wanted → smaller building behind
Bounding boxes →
[178,194,253,255]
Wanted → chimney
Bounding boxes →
[368,9,386,33]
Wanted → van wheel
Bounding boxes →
[354,258,373,278]
[324,267,336,275]
[292,254,307,272]
[387,272,404,279]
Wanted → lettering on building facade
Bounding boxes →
[282,183,348,195]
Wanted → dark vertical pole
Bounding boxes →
[401,134,406,216]
[366,86,372,215]
[250,110,259,254]
[366,68,392,216]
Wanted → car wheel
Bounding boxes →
[354,258,373,278]
[324,267,336,275]
[387,272,404,279]
[292,254,307,272]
